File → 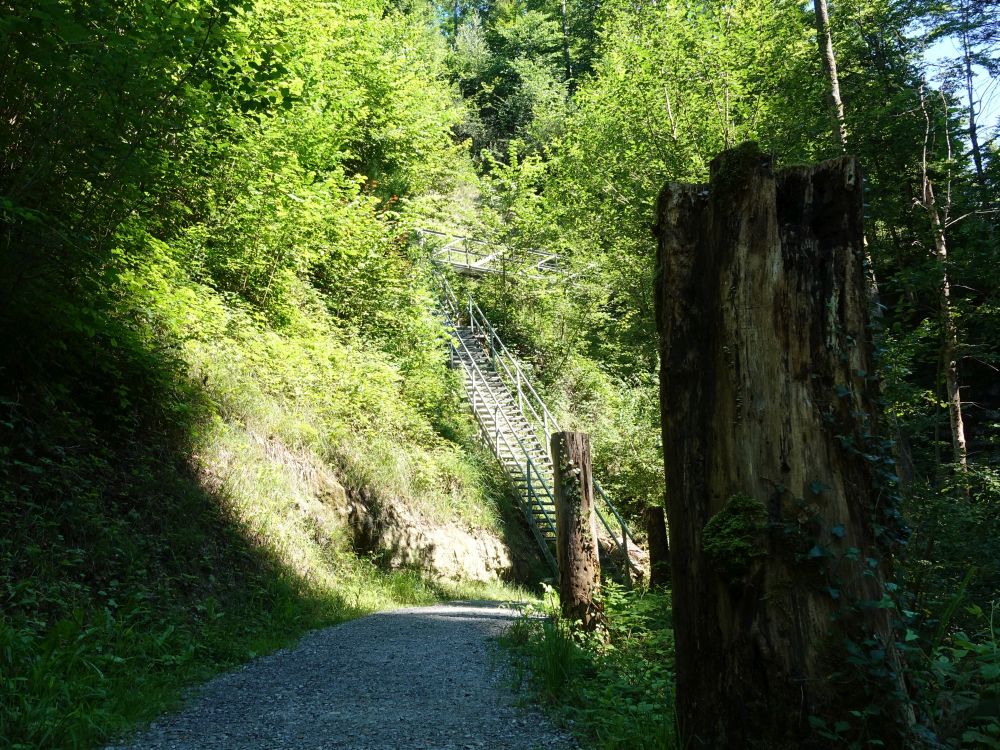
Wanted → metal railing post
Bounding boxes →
[620,519,631,587]
[527,469,533,512]
[516,368,522,416]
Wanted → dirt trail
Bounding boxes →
[107,601,577,749]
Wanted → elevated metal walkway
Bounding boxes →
[418,228,562,277]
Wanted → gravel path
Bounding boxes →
[108,601,578,750]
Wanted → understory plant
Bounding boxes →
[504,583,676,749]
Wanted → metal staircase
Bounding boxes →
[437,273,639,580]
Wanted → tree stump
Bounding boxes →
[653,144,914,748]
[644,505,671,589]
[551,431,603,629]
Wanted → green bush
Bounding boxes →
[504,584,676,749]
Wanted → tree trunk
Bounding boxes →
[653,144,916,749]
[813,0,848,151]
[959,4,985,188]
[560,0,573,86]
[917,85,970,483]
[922,176,969,477]
[644,505,671,588]
[551,431,603,629]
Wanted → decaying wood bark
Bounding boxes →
[644,505,671,589]
[551,431,603,629]
[653,144,915,749]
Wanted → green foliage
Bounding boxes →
[902,470,1000,633]
[504,584,675,749]
[449,2,570,156]
[0,0,525,746]
[921,604,1000,748]
[0,239,526,746]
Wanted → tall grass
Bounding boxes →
[503,584,676,750]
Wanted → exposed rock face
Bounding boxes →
[201,430,518,584]
[345,487,513,582]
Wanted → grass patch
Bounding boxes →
[503,584,677,749]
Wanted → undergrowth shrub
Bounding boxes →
[504,583,676,749]
[921,603,1000,748]
[897,468,1000,747]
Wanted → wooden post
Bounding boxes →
[643,505,670,589]
[551,431,603,630]
[653,144,914,748]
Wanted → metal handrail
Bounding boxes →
[451,333,553,509]
[453,365,558,574]
[463,295,638,563]
[436,273,640,579]
[448,325,559,568]
[467,300,555,436]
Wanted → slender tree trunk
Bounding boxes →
[959,4,985,188]
[918,85,969,481]
[560,0,573,85]
[922,176,969,475]
[963,50,985,187]
[813,0,848,151]
[653,144,916,749]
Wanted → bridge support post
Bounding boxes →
[551,431,603,630]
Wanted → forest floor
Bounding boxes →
[105,601,577,750]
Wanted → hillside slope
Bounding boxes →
[0,0,541,746]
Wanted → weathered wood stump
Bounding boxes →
[644,505,671,589]
[551,431,604,629]
[653,144,914,748]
